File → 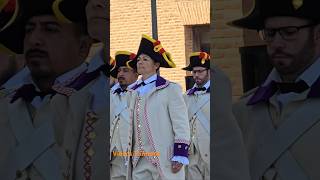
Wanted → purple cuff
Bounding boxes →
[173,143,189,158]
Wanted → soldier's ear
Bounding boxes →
[155,62,160,69]
[79,35,93,61]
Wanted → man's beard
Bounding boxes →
[119,83,128,90]
[195,77,209,87]
[271,37,315,76]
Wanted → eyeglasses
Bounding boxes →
[259,23,316,42]
[191,69,208,74]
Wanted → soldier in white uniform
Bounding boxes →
[127,34,190,180]
[230,0,320,179]
[110,51,138,180]
[52,0,110,179]
[182,52,210,180]
[0,0,93,179]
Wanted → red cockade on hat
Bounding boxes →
[3,0,15,13]
[199,52,209,59]
[153,40,166,54]
[129,53,136,60]
[199,52,210,64]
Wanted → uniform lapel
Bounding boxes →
[246,102,275,179]
[187,94,210,119]
[6,98,62,180]
[250,99,320,180]
[8,99,34,142]
[142,85,158,100]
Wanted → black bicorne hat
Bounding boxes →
[135,34,176,68]
[228,0,320,30]
[182,52,210,71]
[110,51,137,78]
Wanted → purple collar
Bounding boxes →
[66,64,105,90]
[132,75,169,90]
[246,81,277,105]
[10,84,56,103]
[247,76,320,105]
[307,75,320,98]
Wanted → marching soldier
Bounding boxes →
[0,0,93,179]
[53,0,110,179]
[182,52,210,180]
[230,0,320,179]
[127,34,190,180]
[110,51,138,179]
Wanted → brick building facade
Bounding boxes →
[110,0,210,91]
[212,0,266,99]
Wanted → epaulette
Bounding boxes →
[240,86,259,99]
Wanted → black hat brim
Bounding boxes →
[227,1,263,30]
[110,66,118,78]
[182,66,193,71]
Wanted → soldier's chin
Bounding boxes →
[118,79,126,84]
[274,64,292,75]
[272,59,292,74]
[137,69,144,75]
[195,79,202,85]
[29,66,51,78]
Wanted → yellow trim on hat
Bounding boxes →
[141,34,176,68]
[0,0,18,32]
[125,61,133,70]
[0,43,16,55]
[142,34,156,43]
[115,50,135,69]
[115,50,132,56]
[163,52,176,68]
[110,64,116,72]
[0,0,9,11]
[110,56,116,71]
[52,0,72,24]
